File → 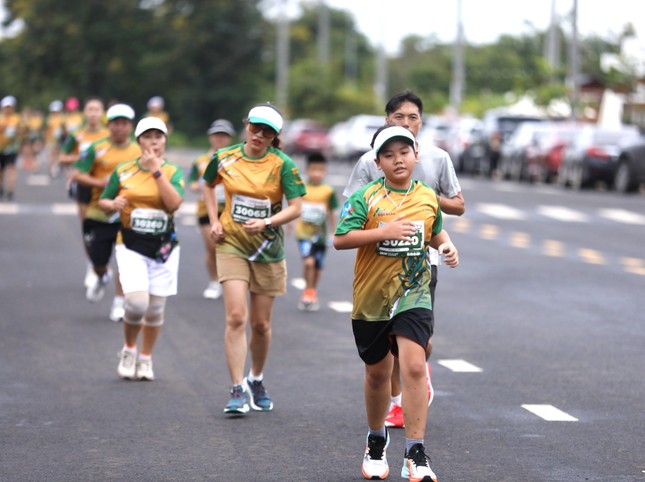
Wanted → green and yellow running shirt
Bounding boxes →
[295,182,339,244]
[0,112,23,154]
[61,126,109,160]
[101,158,185,236]
[202,143,306,263]
[335,178,443,321]
[188,150,225,218]
[75,138,141,223]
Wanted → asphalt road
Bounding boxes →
[1,149,644,481]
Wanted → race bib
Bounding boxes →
[4,126,16,138]
[131,208,169,234]
[231,194,271,223]
[301,202,327,225]
[377,220,425,257]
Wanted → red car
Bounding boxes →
[281,119,330,156]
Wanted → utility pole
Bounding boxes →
[449,0,465,116]
[317,0,330,66]
[545,0,560,82]
[567,0,579,120]
[276,0,290,111]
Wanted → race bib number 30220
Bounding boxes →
[377,220,425,257]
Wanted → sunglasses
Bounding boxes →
[247,122,277,139]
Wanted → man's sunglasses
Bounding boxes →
[247,122,278,138]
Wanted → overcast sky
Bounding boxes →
[320,0,644,54]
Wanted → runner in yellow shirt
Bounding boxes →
[188,119,235,299]
[44,100,65,177]
[72,104,141,322]
[0,96,25,201]
[334,125,459,482]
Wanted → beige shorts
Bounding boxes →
[216,252,286,297]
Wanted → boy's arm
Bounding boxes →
[429,229,459,267]
[333,216,418,250]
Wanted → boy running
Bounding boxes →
[295,152,338,311]
[334,126,459,481]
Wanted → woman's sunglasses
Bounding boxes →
[247,122,277,139]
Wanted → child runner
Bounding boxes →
[294,151,338,311]
[334,125,459,482]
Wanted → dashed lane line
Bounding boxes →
[328,301,353,313]
[537,206,589,223]
[599,208,645,225]
[437,359,483,373]
[521,404,578,422]
[476,203,526,220]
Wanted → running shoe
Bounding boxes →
[243,377,274,411]
[202,281,223,300]
[109,297,125,322]
[223,385,250,415]
[298,289,320,312]
[117,349,137,379]
[426,361,434,408]
[362,429,390,480]
[84,265,97,289]
[136,358,155,381]
[401,443,437,482]
[86,272,110,303]
[384,402,404,428]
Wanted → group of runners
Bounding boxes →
[8,88,465,481]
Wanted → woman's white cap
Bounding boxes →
[372,125,416,156]
[147,96,164,109]
[135,116,168,138]
[248,105,283,133]
[106,103,135,121]
[1,95,17,108]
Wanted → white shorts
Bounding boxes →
[115,244,180,297]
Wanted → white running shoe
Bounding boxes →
[86,272,110,303]
[362,430,390,480]
[136,358,155,381]
[84,265,98,288]
[117,349,137,379]
[109,297,125,322]
[202,281,223,299]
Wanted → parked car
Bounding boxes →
[281,119,330,156]
[328,114,384,161]
[442,117,483,172]
[461,108,545,176]
[559,124,642,189]
[528,123,582,184]
[614,135,645,193]
[498,121,554,181]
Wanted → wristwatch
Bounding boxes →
[152,170,162,179]
[264,218,272,229]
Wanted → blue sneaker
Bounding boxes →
[223,385,250,416]
[243,377,274,411]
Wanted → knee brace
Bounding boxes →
[123,291,148,325]
[143,295,167,327]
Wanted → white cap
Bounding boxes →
[49,100,63,112]
[248,105,283,133]
[135,117,168,138]
[207,119,235,136]
[372,125,416,156]
[106,103,135,121]
[1,96,17,108]
[147,96,164,109]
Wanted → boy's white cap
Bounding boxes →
[247,105,283,133]
[106,103,135,121]
[1,95,17,108]
[147,96,164,109]
[135,117,168,138]
[372,125,416,156]
[49,100,63,112]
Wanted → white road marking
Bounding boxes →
[328,301,353,313]
[476,203,526,220]
[521,404,578,422]
[290,278,306,290]
[578,248,606,265]
[509,231,530,248]
[51,203,77,215]
[437,359,483,373]
[598,208,645,225]
[538,206,589,223]
[26,175,50,186]
[0,203,19,214]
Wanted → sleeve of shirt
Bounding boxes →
[335,190,368,235]
[188,161,199,183]
[100,169,120,200]
[202,153,219,186]
[75,144,96,172]
[328,187,339,210]
[343,152,375,198]
[437,151,462,199]
[431,197,443,236]
[61,135,77,154]
[169,165,185,197]
[280,156,307,199]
